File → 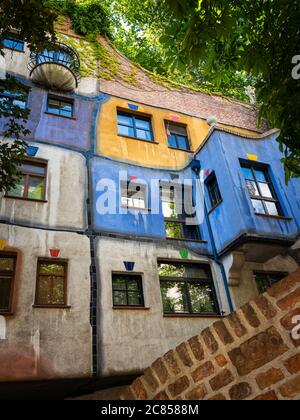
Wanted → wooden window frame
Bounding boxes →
[46,95,75,119]
[0,252,17,315]
[5,158,48,202]
[34,258,69,308]
[158,261,220,316]
[117,110,154,142]
[112,272,145,308]
[165,121,191,152]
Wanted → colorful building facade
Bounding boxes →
[0,23,299,396]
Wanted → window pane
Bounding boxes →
[177,135,189,150]
[113,276,127,290]
[183,265,209,279]
[160,281,189,313]
[28,177,45,200]
[165,221,182,239]
[182,224,200,241]
[39,263,65,276]
[158,263,185,278]
[113,291,127,306]
[8,176,25,198]
[251,199,266,214]
[3,38,24,51]
[117,114,133,127]
[0,257,14,272]
[135,118,151,130]
[51,277,65,304]
[127,278,140,291]
[259,183,273,198]
[0,276,12,311]
[118,124,135,137]
[246,180,259,197]
[60,103,73,117]
[136,129,152,141]
[241,167,254,180]
[13,98,26,110]
[265,201,279,216]
[189,283,216,313]
[255,274,269,294]
[168,124,187,136]
[254,169,267,183]
[168,134,177,148]
[269,274,285,285]
[37,276,52,305]
[21,163,46,176]
[128,291,142,306]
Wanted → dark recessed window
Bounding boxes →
[161,183,200,241]
[159,262,219,315]
[3,35,24,52]
[117,111,153,141]
[6,159,47,201]
[166,122,190,151]
[35,260,68,307]
[112,274,144,307]
[0,90,27,111]
[47,96,74,118]
[206,173,222,209]
[121,181,147,210]
[254,272,286,294]
[0,253,16,314]
[241,163,282,217]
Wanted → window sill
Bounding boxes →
[208,200,223,215]
[5,196,48,203]
[32,305,71,309]
[118,134,159,145]
[168,146,194,154]
[255,213,293,222]
[164,313,223,318]
[45,112,76,121]
[113,306,150,311]
[166,237,208,244]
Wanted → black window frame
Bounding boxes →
[3,34,25,52]
[165,121,191,151]
[158,261,220,316]
[254,271,287,294]
[0,252,17,315]
[112,273,145,308]
[117,110,154,142]
[240,161,283,217]
[46,95,74,119]
[206,172,222,210]
[160,183,201,242]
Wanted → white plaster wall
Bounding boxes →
[0,142,88,230]
[3,46,30,79]
[96,237,230,377]
[0,224,92,380]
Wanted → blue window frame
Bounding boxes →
[46,95,74,118]
[117,111,154,141]
[3,35,24,52]
[241,162,282,217]
[166,122,190,151]
[0,90,27,111]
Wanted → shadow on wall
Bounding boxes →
[122,269,300,401]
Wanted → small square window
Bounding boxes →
[206,173,222,209]
[47,96,74,118]
[117,111,153,141]
[112,274,144,307]
[35,260,68,307]
[166,122,190,151]
[121,181,147,210]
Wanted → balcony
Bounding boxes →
[28,42,80,92]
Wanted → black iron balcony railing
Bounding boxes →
[28,42,81,91]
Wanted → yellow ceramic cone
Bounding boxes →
[0,240,7,251]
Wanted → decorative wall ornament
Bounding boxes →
[26,146,39,157]
[179,250,189,259]
[0,240,7,251]
[128,104,139,111]
[50,249,60,258]
[124,261,135,271]
[246,153,258,161]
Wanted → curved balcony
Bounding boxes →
[28,42,80,92]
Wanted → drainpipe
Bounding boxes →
[191,160,235,313]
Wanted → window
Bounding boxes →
[0,253,16,314]
[7,159,47,201]
[117,111,153,141]
[161,184,200,241]
[112,274,144,307]
[159,262,219,315]
[254,272,286,294]
[36,48,72,67]
[3,34,24,52]
[121,181,147,210]
[35,260,68,307]
[206,173,222,209]
[241,163,282,217]
[47,96,74,118]
[166,122,190,151]
[0,90,27,111]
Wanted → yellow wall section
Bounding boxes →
[98,97,260,169]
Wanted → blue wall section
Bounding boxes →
[199,131,300,254]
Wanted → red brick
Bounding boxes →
[209,394,227,400]
[143,368,159,393]
[210,369,234,391]
[279,375,300,398]
[241,303,260,328]
[215,354,228,368]
[227,313,247,338]
[188,336,204,362]
[176,343,193,368]
[213,321,234,345]
[268,270,300,299]
[192,361,215,383]
[168,376,190,398]
[254,295,277,320]
[201,328,219,354]
[254,391,278,401]
[154,391,170,400]
[256,368,284,390]
[185,384,207,400]
[277,287,300,311]
[281,308,300,330]
[152,358,169,385]
[132,379,148,400]
[229,383,252,400]
[163,350,181,375]
[284,354,300,374]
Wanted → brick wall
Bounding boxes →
[122,269,300,401]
